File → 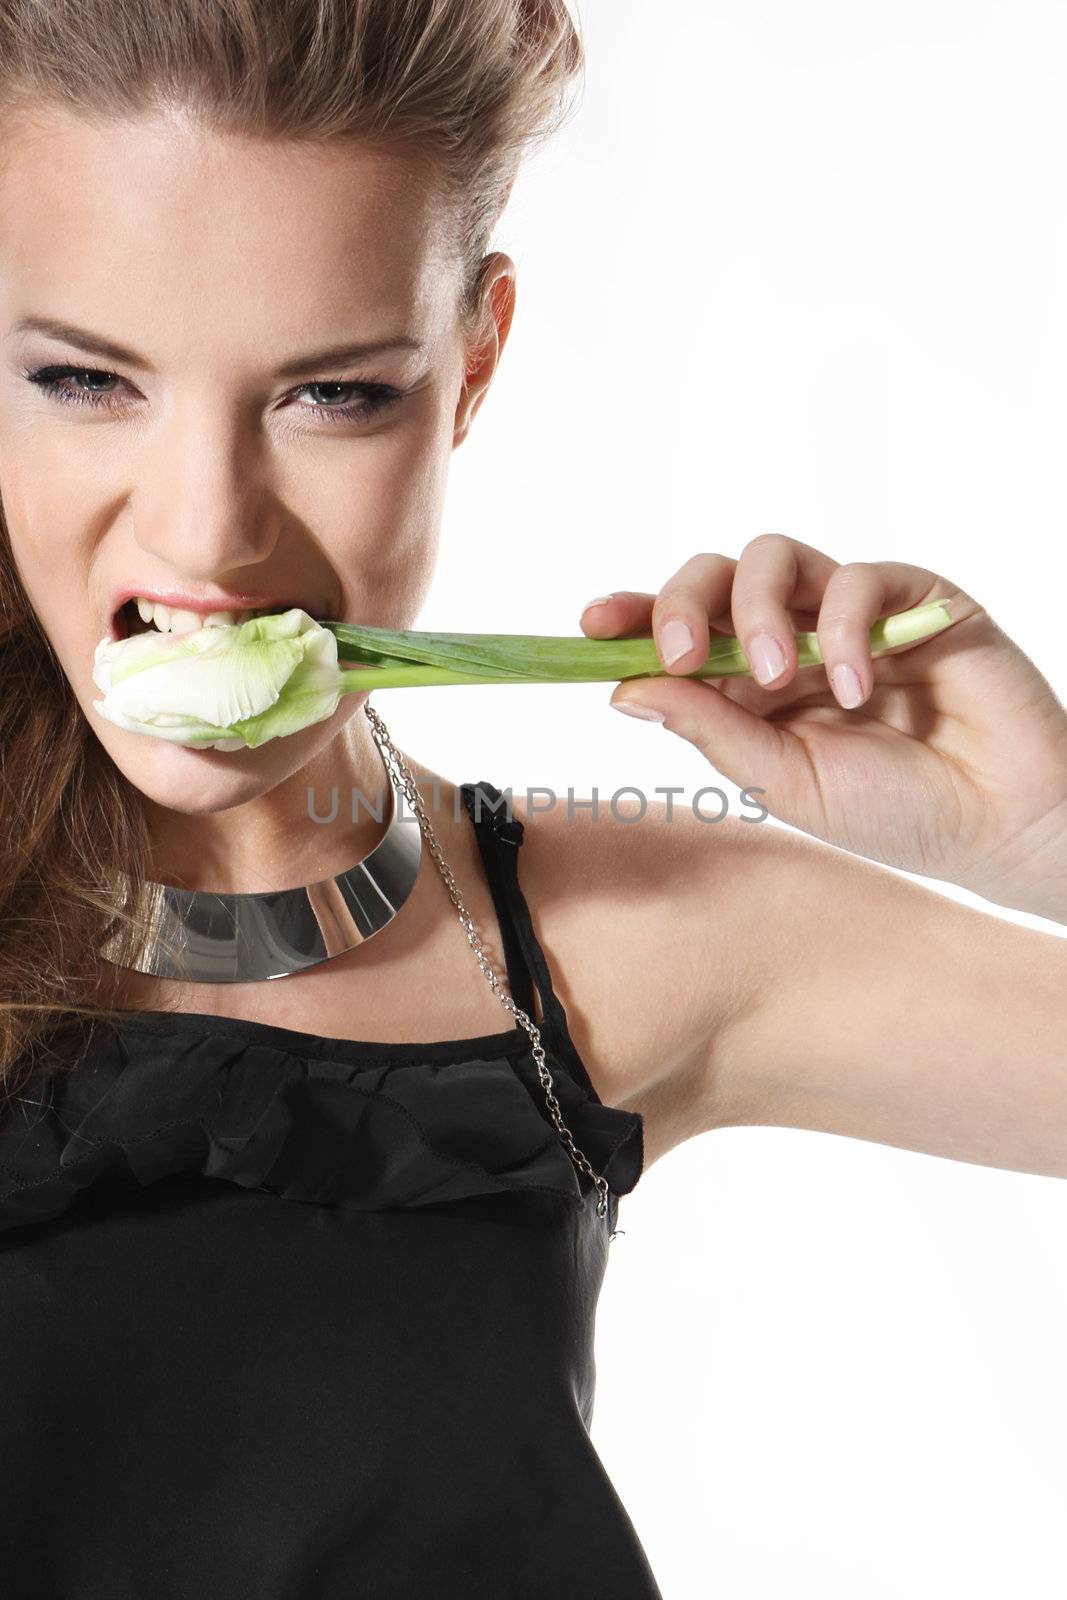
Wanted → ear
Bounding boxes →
[453,253,517,448]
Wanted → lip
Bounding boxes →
[107,588,329,641]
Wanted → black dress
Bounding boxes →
[0,781,662,1599]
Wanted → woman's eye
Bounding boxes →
[292,379,403,424]
[22,365,404,425]
[24,365,122,408]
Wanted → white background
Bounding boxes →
[377,2,1067,1595]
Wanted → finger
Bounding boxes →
[648,552,737,674]
[580,556,740,667]
[581,590,825,640]
[816,562,888,709]
[579,541,838,654]
[728,534,842,688]
[854,572,982,654]
[578,591,655,637]
[816,560,957,708]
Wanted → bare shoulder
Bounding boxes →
[508,789,801,1170]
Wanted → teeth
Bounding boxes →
[168,608,202,635]
[128,597,269,634]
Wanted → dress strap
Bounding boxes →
[459,782,598,1101]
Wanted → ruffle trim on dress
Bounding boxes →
[0,1026,645,1234]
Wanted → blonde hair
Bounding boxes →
[0,0,585,1101]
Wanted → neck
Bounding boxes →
[139,703,421,895]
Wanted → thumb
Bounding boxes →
[611,676,795,796]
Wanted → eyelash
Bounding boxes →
[21,364,404,426]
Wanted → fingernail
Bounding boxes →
[659,619,694,667]
[748,632,786,686]
[583,594,615,612]
[613,702,666,722]
[830,663,864,708]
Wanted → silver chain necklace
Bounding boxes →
[104,699,612,1223]
[363,702,612,1225]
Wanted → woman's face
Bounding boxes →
[0,100,511,815]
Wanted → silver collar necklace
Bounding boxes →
[101,703,421,984]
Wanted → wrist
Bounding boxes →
[961,866,1067,927]
[982,887,1067,926]
[953,807,1067,927]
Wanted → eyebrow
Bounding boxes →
[9,315,424,376]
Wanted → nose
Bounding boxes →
[131,404,283,581]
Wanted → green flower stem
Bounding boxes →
[332,597,955,693]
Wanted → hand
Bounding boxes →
[582,534,1067,915]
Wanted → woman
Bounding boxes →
[0,2,1064,1596]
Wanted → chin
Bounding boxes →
[105,742,282,812]
[95,718,338,811]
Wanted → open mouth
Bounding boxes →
[113,599,308,641]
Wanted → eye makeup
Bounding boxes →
[21,363,406,426]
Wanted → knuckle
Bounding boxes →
[828,561,876,585]
[671,551,730,586]
[818,613,859,636]
[652,585,690,618]
[744,531,791,553]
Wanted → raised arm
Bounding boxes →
[579,535,1067,1172]
[687,823,1067,1179]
